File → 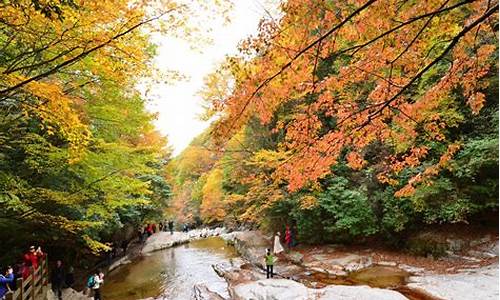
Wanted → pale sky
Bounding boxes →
[146,1,276,155]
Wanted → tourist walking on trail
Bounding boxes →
[265,249,275,279]
[51,260,65,300]
[88,270,104,300]
[0,266,14,299]
[168,220,174,235]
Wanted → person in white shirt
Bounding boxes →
[92,270,104,300]
[273,232,284,254]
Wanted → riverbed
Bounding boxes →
[102,237,238,300]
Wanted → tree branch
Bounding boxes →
[0,10,175,98]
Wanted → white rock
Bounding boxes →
[378,261,398,267]
[407,264,499,300]
[315,284,408,300]
[232,279,409,300]
[232,279,310,300]
[142,228,226,253]
[398,264,426,275]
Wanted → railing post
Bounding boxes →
[30,267,35,300]
[16,277,22,300]
[38,261,43,296]
[45,255,49,286]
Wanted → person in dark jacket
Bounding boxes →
[51,260,65,300]
[168,220,174,235]
[65,266,75,288]
[0,266,14,299]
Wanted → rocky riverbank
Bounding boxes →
[57,228,498,300]
[218,231,499,300]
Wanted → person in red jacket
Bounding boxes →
[146,224,153,237]
[285,225,292,250]
[22,245,45,279]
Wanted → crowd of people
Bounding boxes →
[264,224,298,279]
[0,244,107,300]
[138,220,176,243]
[0,220,182,300]
[0,245,76,300]
[0,246,44,299]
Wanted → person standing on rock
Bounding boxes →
[265,249,275,279]
[273,232,284,254]
[285,225,292,251]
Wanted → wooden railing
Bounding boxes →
[6,257,49,300]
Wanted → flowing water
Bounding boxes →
[102,236,436,300]
[101,237,238,300]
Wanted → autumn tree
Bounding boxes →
[195,0,498,241]
[0,0,230,261]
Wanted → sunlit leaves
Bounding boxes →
[207,0,498,197]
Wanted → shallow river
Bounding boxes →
[102,237,238,300]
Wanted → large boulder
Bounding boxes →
[303,253,372,276]
[213,260,265,285]
[232,279,309,300]
[221,231,271,268]
[231,279,409,300]
[143,227,228,253]
[193,284,225,300]
[142,232,190,253]
[407,264,499,300]
[316,285,408,300]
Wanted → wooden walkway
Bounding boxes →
[6,257,49,300]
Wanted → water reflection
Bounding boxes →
[102,237,238,300]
